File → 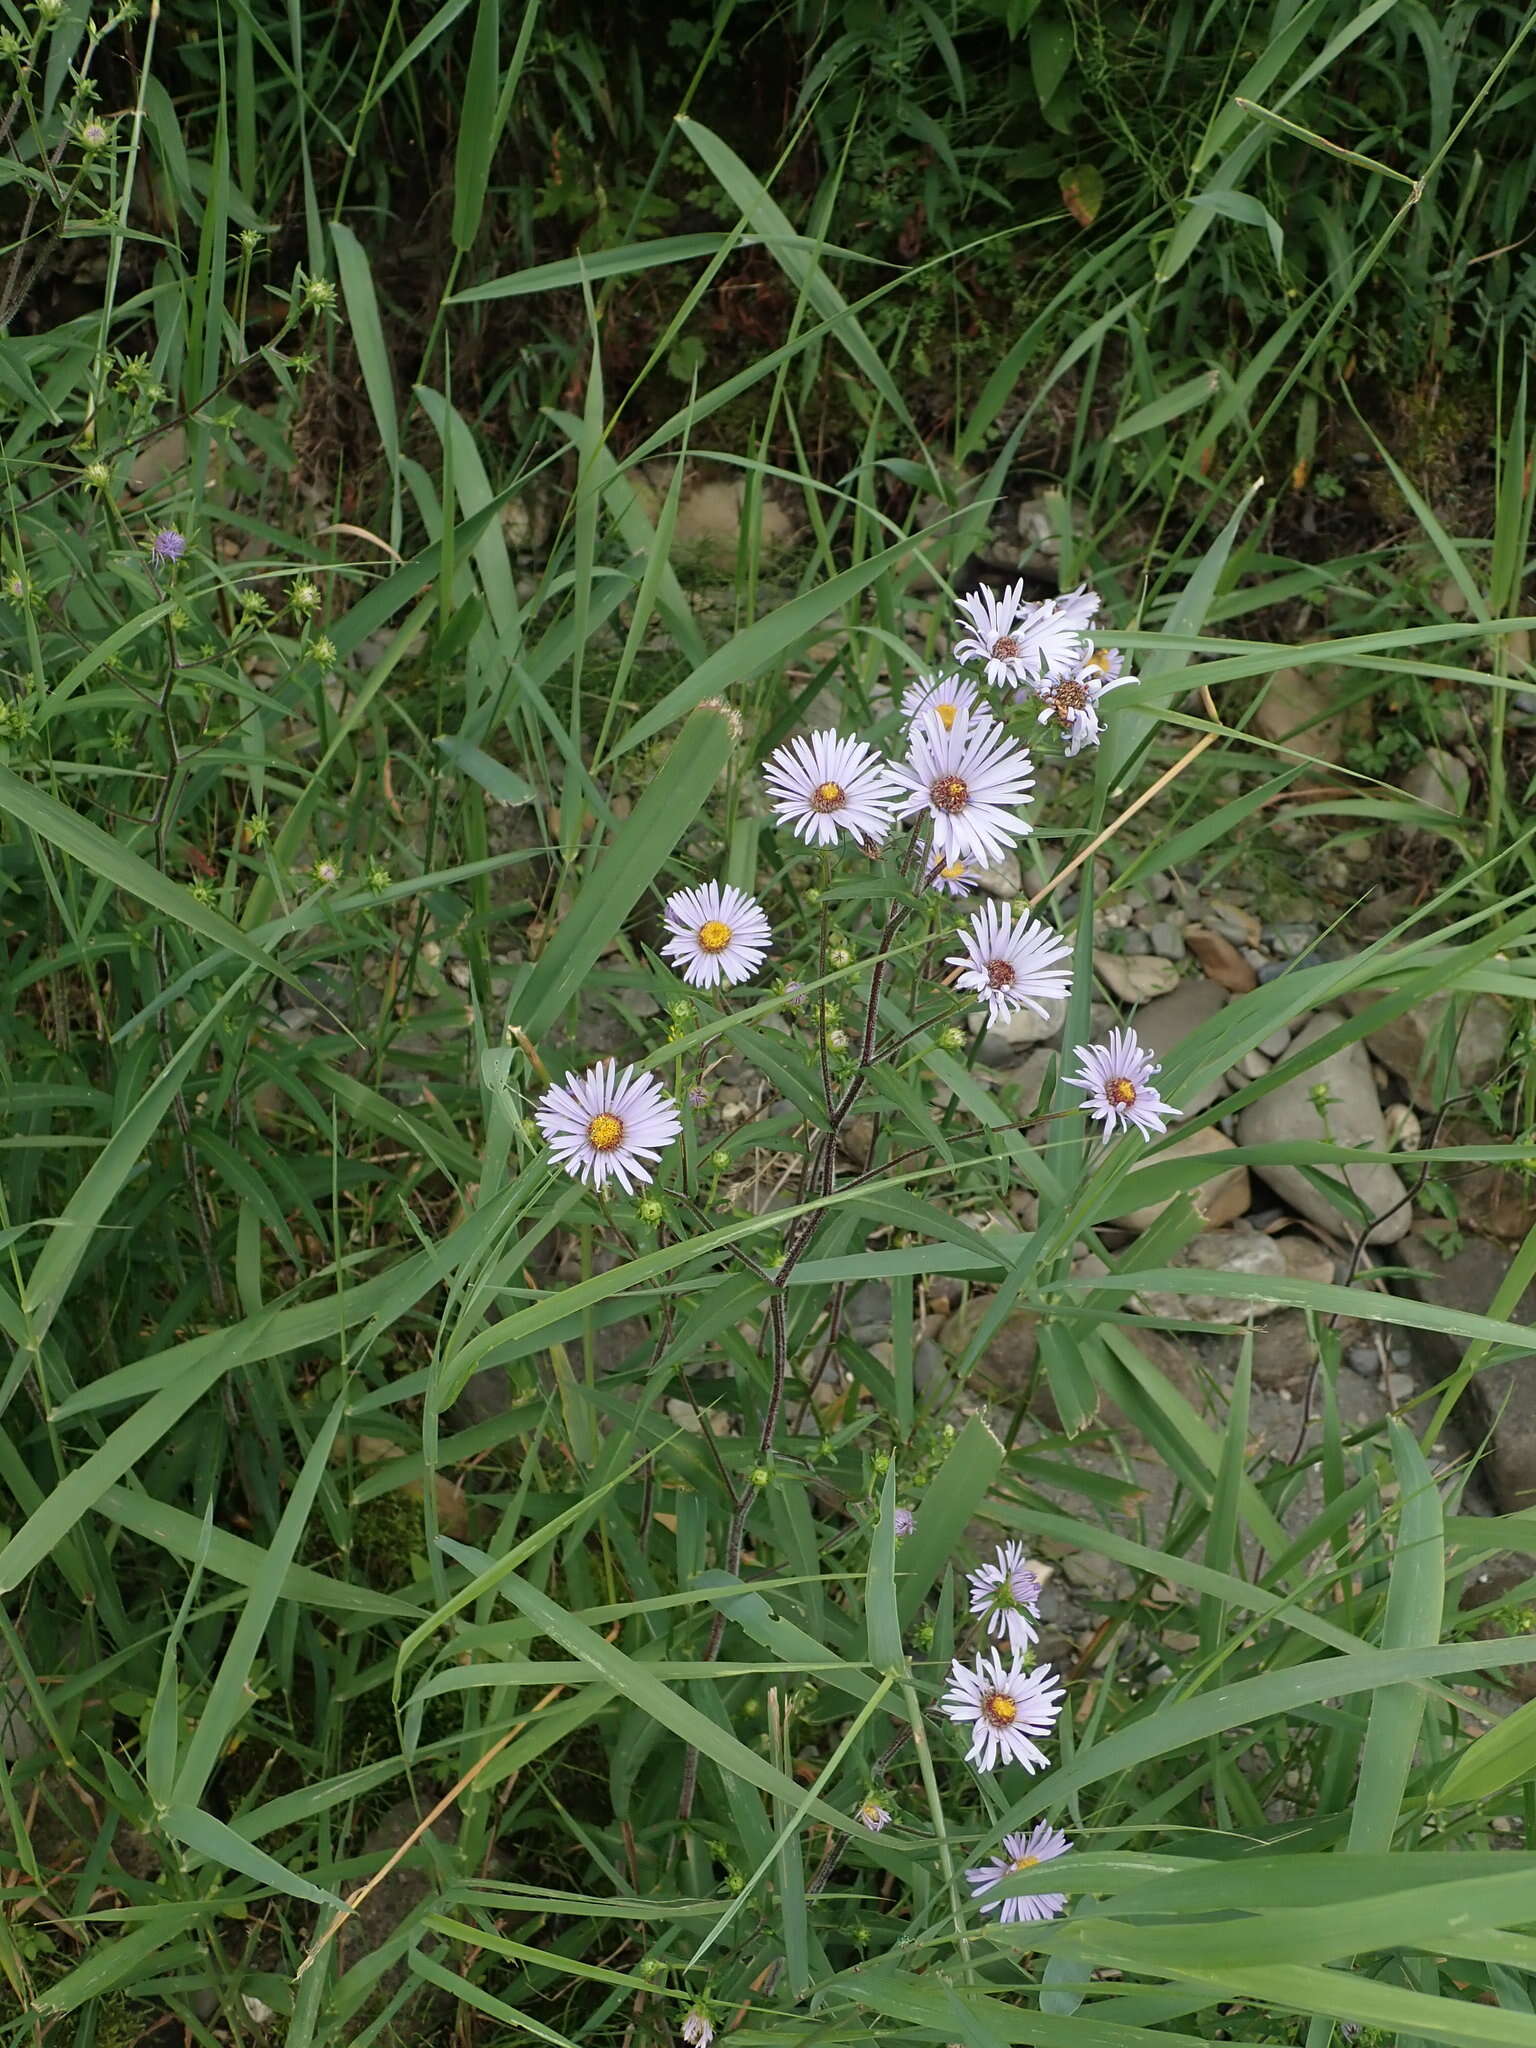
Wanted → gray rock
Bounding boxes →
[1265,922,1319,959]
[1404,747,1471,833]
[1259,1028,1293,1060]
[1113,1125,1250,1232]
[0,1646,39,1763]
[1135,1229,1291,1324]
[1123,928,1152,956]
[1252,664,1354,766]
[1348,989,1509,1110]
[1235,1010,1412,1245]
[972,852,1022,900]
[1094,951,1181,1004]
[1400,1233,1536,1512]
[1148,920,1187,961]
[1133,977,1230,1115]
[972,993,1068,1061]
[847,1280,893,1342]
[938,1297,1038,1396]
[1346,1343,1380,1376]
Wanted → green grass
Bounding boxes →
[5,1,1536,2043]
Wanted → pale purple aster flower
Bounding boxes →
[536,1059,682,1193]
[149,527,187,563]
[687,1085,711,1109]
[662,881,772,989]
[1065,1025,1179,1142]
[680,2009,714,2048]
[952,580,1038,690]
[965,1822,1072,1925]
[947,902,1072,1029]
[900,672,987,733]
[892,1506,915,1537]
[893,709,1035,868]
[968,1540,1041,1656]
[930,855,978,898]
[940,1648,1064,1772]
[1030,583,1099,681]
[857,1795,893,1832]
[762,730,902,850]
[1031,648,1135,757]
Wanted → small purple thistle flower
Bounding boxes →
[892,1506,915,1538]
[149,527,187,564]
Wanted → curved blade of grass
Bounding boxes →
[487,1568,863,1836]
[517,700,734,1042]
[1348,1421,1444,1851]
[677,116,916,439]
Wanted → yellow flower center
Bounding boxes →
[930,773,969,814]
[587,1112,624,1152]
[811,780,845,812]
[1010,1853,1040,1872]
[698,919,732,953]
[1107,1077,1137,1108]
[940,860,967,881]
[986,959,1016,991]
[1085,647,1111,673]
[982,1690,1018,1727]
[936,701,959,729]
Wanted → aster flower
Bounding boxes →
[1065,1026,1180,1142]
[968,1540,1042,1656]
[857,1795,893,1832]
[901,672,987,733]
[940,1648,1064,1773]
[680,2009,714,2048]
[762,730,902,850]
[1029,583,1100,681]
[536,1059,682,1194]
[965,1822,1072,1925]
[1031,648,1135,757]
[149,527,186,563]
[893,710,1034,868]
[931,856,978,898]
[662,881,772,989]
[947,902,1072,1029]
[952,580,1039,690]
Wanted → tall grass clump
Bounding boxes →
[5,3,1536,2046]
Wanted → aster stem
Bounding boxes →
[899,1677,973,1973]
[678,1286,791,1822]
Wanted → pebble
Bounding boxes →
[1260,1028,1293,1059]
[1388,1371,1416,1402]
[1265,923,1320,958]
[1204,898,1262,947]
[1346,1343,1379,1376]
[1149,920,1186,961]
[1123,928,1151,955]
[1094,951,1181,1003]
[1257,960,1292,985]
[1148,873,1175,901]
